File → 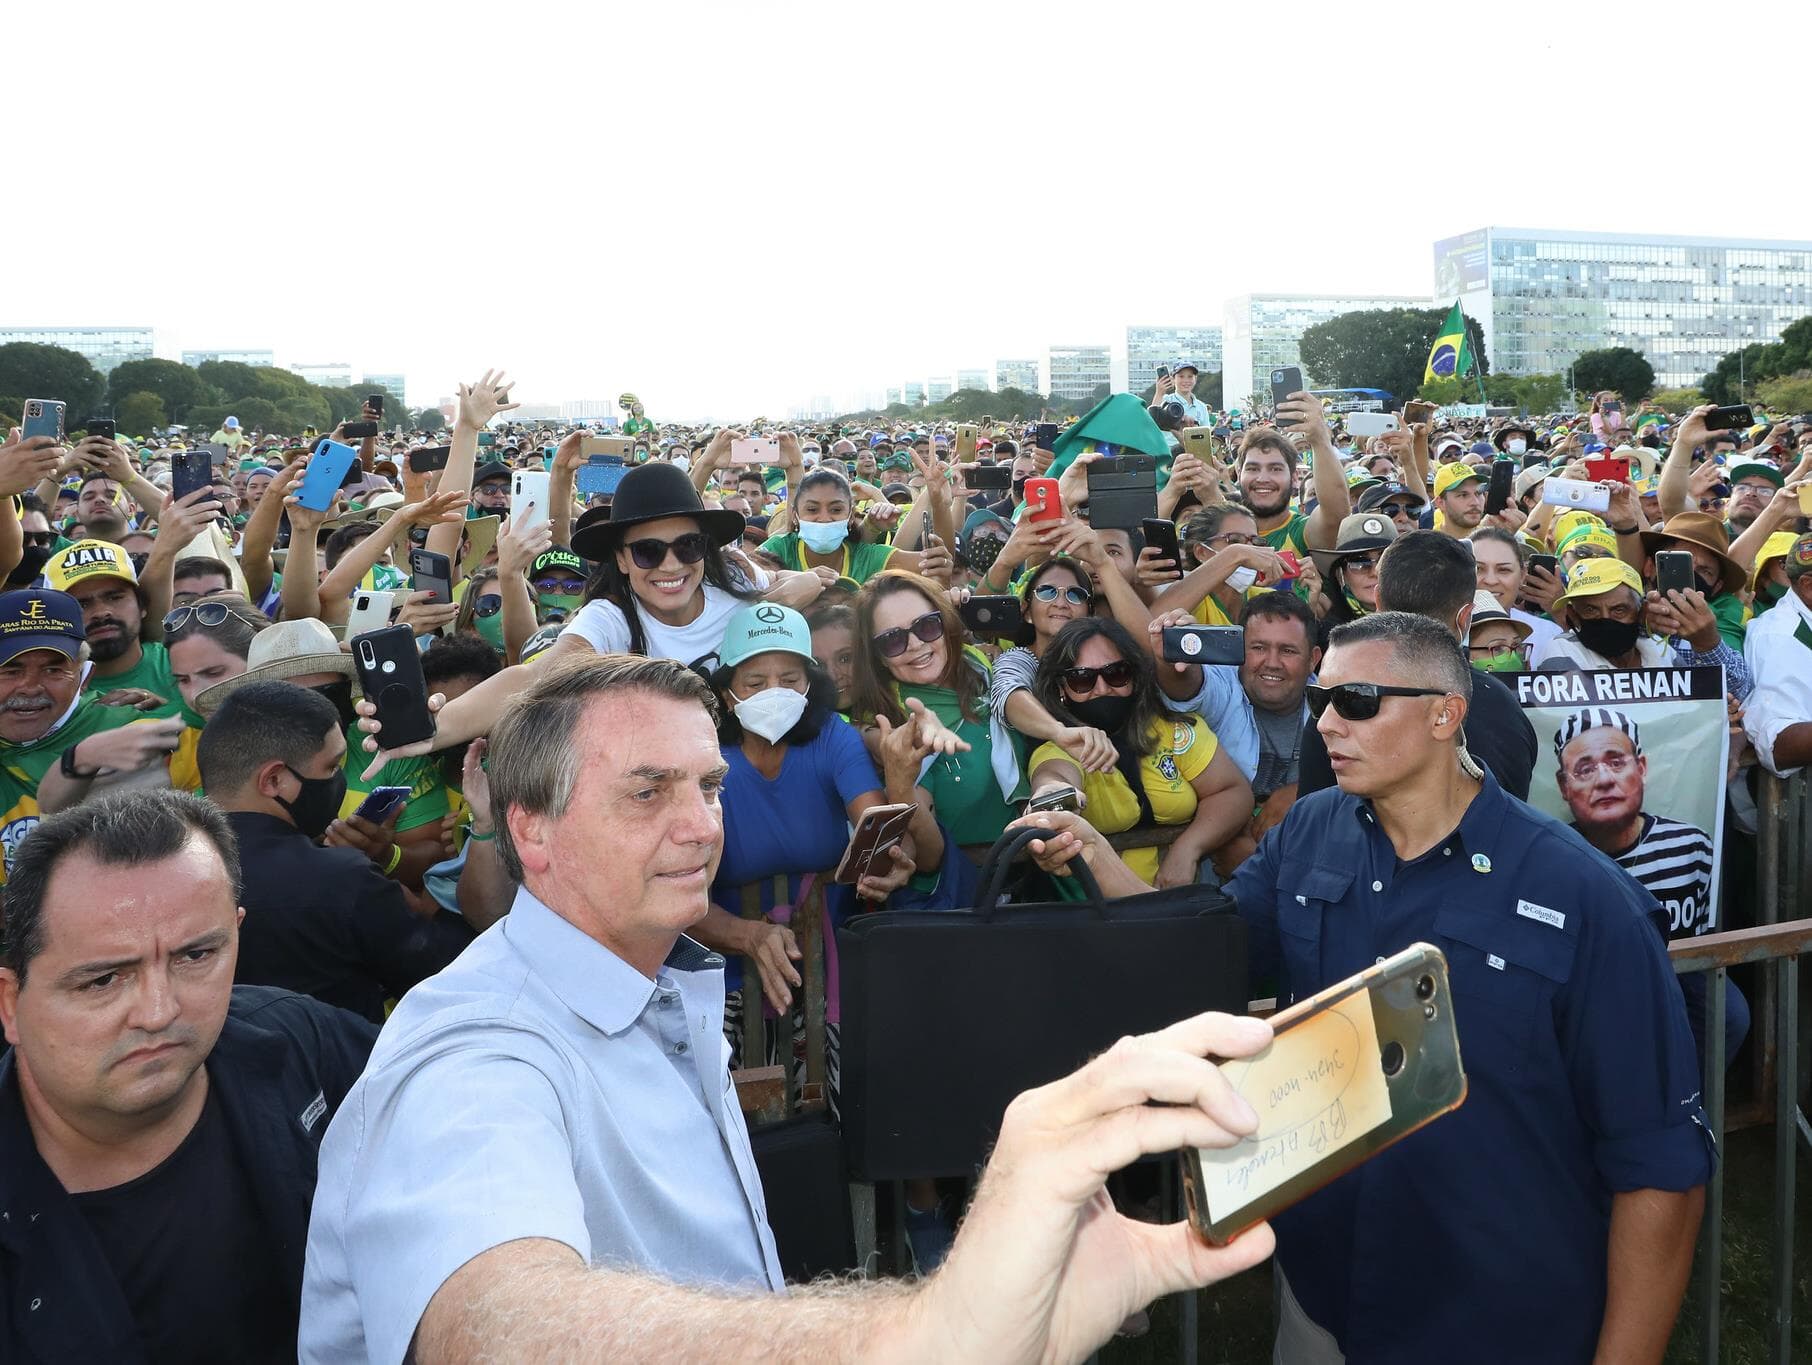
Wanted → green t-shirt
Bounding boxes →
[759,533,897,586]
[81,641,183,718]
[340,729,451,835]
[1260,510,1310,557]
[0,699,148,880]
[897,675,1020,847]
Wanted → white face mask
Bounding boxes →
[798,519,850,554]
[732,684,809,743]
[1505,438,1527,454]
[1225,565,1260,593]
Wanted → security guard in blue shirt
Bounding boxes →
[1226,612,1712,1364]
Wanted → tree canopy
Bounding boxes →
[1571,347,1656,404]
[1700,317,1812,404]
[0,343,106,424]
[1298,306,1490,405]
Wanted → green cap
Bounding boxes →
[719,602,814,669]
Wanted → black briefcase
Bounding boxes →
[836,827,1248,1181]
[749,1111,858,1281]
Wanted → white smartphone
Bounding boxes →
[345,589,395,640]
[1540,477,1611,514]
[730,437,779,467]
[1345,413,1400,438]
[511,470,551,530]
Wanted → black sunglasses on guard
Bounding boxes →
[1306,682,1449,723]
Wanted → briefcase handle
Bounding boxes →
[973,826,1110,921]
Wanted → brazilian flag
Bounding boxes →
[1423,302,1477,385]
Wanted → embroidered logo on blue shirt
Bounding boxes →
[1516,899,1566,929]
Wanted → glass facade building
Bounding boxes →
[181,349,274,367]
[954,368,990,393]
[1047,345,1111,402]
[1126,326,1223,394]
[0,326,154,374]
[995,358,1039,393]
[1434,227,1812,389]
[1221,296,1427,407]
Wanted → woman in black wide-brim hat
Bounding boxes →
[556,461,770,673]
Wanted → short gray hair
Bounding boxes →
[488,654,719,882]
[1326,611,1473,701]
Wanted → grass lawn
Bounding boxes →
[1097,1125,1810,1364]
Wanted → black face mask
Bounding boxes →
[1011,477,1029,502]
[6,545,51,586]
[1574,616,1641,660]
[280,763,347,840]
[311,679,358,733]
[1067,694,1135,735]
[964,534,1006,574]
[1693,573,1720,600]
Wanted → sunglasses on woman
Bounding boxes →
[872,610,944,659]
[625,532,712,571]
[473,594,503,618]
[1031,583,1091,605]
[1306,682,1449,722]
[163,601,234,632]
[20,531,52,548]
[1061,659,1136,692]
[1340,555,1378,572]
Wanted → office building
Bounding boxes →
[955,368,990,393]
[1434,226,1812,389]
[995,358,1040,393]
[181,349,274,368]
[927,378,954,403]
[289,361,355,387]
[562,399,616,421]
[1221,294,1428,407]
[1126,326,1223,394]
[885,387,903,407]
[1047,345,1111,403]
[360,373,407,406]
[902,381,926,407]
[0,326,154,375]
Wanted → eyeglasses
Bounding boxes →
[1565,752,1634,783]
[1378,502,1420,516]
[1209,532,1259,546]
[163,601,234,632]
[20,531,52,548]
[625,532,712,570]
[1306,682,1450,722]
[1061,659,1136,692]
[531,577,585,593]
[872,610,944,659]
[1031,583,1091,605]
[1340,555,1379,572]
[1467,642,1531,662]
[473,594,503,618]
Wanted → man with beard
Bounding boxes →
[0,591,188,890]
[1431,462,1488,538]
[1234,393,1348,559]
[46,541,183,716]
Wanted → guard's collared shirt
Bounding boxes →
[301,887,782,1365]
[1226,769,1712,1363]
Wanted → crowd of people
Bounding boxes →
[2,364,1808,1361]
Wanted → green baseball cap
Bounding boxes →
[719,602,814,669]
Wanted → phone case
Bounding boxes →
[353,625,437,750]
[960,596,1024,637]
[511,470,551,529]
[353,785,411,823]
[21,400,66,442]
[296,440,359,511]
[1024,478,1063,523]
[409,446,451,473]
[1162,625,1245,666]
[171,451,213,505]
[577,459,629,498]
[834,803,918,884]
[345,590,396,641]
[409,548,453,604]
[1655,552,1695,595]
[581,436,634,459]
[731,437,778,466]
[1182,942,1467,1245]
[1541,478,1611,514]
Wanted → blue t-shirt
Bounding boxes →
[711,713,882,993]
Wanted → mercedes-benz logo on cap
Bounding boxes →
[1363,517,1386,535]
[755,605,786,624]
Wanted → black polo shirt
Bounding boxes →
[226,811,473,1023]
[0,987,376,1364]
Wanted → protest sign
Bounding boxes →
[1515,666,1728,936]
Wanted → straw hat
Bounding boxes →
[193,617,355,715]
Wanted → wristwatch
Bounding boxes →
[61,745,100,781]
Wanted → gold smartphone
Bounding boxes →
[1179,426,1217,460]
[954,424,979,461]
[1181,942,1467,1246]
[580,436,633,460]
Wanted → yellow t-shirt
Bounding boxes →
[1193,593,1239,626]
[1028,715,1217,884]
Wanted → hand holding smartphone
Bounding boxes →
[352,625,437,750]
[834,803,917,885]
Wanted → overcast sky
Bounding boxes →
[13,0,1807,421]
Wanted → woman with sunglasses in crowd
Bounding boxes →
[848,569,1026,851]
[988,556,1120,777]
[1308,511,1396,641]
[1026,618,1252,889]
[1151,504,1291,628]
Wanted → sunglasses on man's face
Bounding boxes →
[1061,659,1135,693]
[1031,583,1091,605]
[872,609,944,659]
[163,601,235,632]
[20,531,52,548]
[625,532,712,571]
[1306,682,1449,723]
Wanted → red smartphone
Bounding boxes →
[1275,549,1302,578]
[1583,455,1630,484]
[1023,477,1064,523]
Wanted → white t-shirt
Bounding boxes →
[563,574,770,671]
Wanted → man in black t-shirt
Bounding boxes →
[0,790,376,1362]
[1299,531,1537,799]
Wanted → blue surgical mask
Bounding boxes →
[798,519,850,554]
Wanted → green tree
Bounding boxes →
[1415,377,1466,405]
[1757,371,1812,416]
[1298,307,1490,404]
[115,390,168,435]
[1648,386,1704,415]
[1510,373,1569,413]
[278,393,333,433]
[412,407,447,435]
[106,358,219,425]
[1700,317,1812,403]
[1571,347,1655,403]
[0,343,105,421]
